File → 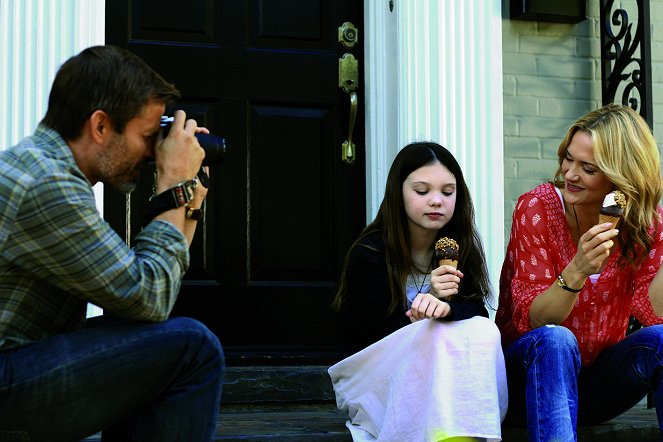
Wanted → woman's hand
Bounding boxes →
[529,222,619,328]
[568,222,619,280]
[406,293,451,321]
[429,265,463,301]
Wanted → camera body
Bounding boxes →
[160,116,227,166]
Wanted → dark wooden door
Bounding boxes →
[105,1,365,363]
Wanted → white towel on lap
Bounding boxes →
[328,316,508,442]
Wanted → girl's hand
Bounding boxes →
[429,265,463,301]
[406,293,451,321]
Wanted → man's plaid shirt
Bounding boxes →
[0,125,189,350]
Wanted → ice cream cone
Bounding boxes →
[438,258,458,268]
[435,238,459,302]
[599,190,625,230]
[599,213,621,229]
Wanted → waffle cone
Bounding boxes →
[439,259,458,269]
[599,213,621,229]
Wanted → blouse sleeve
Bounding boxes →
[508,192,560,334]
[631,206,663,325]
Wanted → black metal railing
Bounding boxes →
[600,0,652,127]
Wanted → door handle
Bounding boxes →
[338,53,358,93]
[339,52,358,165]
[342,92,357,165]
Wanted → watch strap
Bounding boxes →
[556,274,583,293]
[144,179,197,225]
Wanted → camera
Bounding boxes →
[160,116,227,166]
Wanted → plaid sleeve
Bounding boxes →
[7,171,189,322]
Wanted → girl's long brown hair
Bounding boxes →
[333,142,490,314]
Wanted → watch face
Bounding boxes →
[187,207,203,220]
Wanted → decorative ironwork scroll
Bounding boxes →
[600,0,652,127]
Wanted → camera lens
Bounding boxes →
[196,133,227,166]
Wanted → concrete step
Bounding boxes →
[219,366,660,441]
[216,401,659,442]
[82,365,660,441]
[222,365,335,404]
[217,404,349,441]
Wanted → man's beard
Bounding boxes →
[98,134,143,194]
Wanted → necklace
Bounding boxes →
[408,263,431,293]
[572,205,580,238]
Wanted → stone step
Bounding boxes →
[219,365,660,441]
[222,365,335,404]
[83,401,660,442]
[82,365,660,441]
[217,404,349,441]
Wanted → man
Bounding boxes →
[0,45,224,441]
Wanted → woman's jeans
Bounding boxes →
[0,316,224,442]
[503,324,663,442]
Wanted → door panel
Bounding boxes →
[105,0,365,363]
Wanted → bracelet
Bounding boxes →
[556,274,583,293]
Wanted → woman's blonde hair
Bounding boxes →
[554,104,662,265]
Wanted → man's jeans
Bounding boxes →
[503,324,663,442]
[0,316,224,441]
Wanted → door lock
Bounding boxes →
[338,22,358,49]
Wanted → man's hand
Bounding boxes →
[155,110,207,193]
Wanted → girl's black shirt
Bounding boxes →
[338,231,489,355]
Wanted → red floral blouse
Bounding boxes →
[495,183,663,366]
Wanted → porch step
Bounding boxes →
[82,365,660,441]
[217,365,348,440]
[220,366,660,441]
[217,404,349,441]
[222,365,335,404]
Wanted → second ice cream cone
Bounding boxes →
[438,258,458,268]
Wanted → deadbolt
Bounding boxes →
[338,22,358,49]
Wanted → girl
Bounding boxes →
[329,142,507,441]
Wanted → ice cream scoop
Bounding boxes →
[599,190,626,229]
[435,237,459,269]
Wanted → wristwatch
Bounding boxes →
[556,274,583,293]
[144,178,198,223]
[186,206,203,220]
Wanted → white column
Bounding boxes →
[364,2,399,219]
[0,0,105,316]
[0,0,105,147]
[365,0,504,301]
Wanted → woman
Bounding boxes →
[496,103,663,441]
[329,142,507,441]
